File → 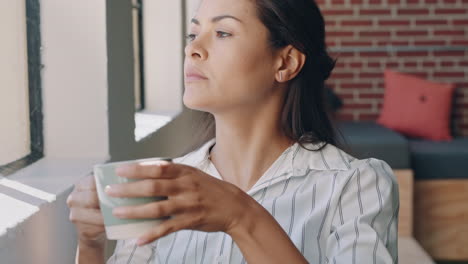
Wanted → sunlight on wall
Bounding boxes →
[0,194,38,236]
[0,178,56,202]
[134,113,172,141]
[0,178,56,236]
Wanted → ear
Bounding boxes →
[275,45,306,83]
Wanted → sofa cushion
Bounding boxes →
[409,137,468,180]
[377,69,456,141]
[336,121,411,169]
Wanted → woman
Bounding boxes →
[67,0,399,263]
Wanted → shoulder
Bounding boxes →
[295,142,396,186]
[346,157,398,192]
[333,151,399,206]
[298,141,393,171]
[335,144,397,189]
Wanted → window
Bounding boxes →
[0,0,43,176]
[133,0,186,142]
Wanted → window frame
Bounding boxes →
[133,0,146,111]
[0,0,43,176]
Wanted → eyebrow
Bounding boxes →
[191,15,243,25]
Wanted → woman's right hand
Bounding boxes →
[67,173,106,248]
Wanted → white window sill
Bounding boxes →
[0,156,108,245]
[134,111,179,142]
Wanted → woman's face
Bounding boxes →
[183,0,280,114]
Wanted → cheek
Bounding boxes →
[212,45,274,98]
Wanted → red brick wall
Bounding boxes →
[319,0,468,137]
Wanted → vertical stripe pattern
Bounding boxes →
[300,182,316,254]
[104,139,398,264]
[126,243,138,264]
[164,233,178,264]
[182,231,195,264]
[316,172,338,264]
[199,233,209,264]
[288,186,300,236]
[352,217,359,264]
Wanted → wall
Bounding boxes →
[143,1,184,115]
[41,0,109,159]
[0,0,30,164]
[320,0,468,136]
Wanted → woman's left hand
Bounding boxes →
[105,160,251,246]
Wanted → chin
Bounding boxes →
[182,90,212,112]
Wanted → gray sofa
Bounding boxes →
[335,120,468,181]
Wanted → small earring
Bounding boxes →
[279,72,283,82]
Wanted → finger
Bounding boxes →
[75,173,97,192]
[115,161,180,179]
[67,190,100,208]
[69,207,104,225]
[105,178,180,198]
[76,222,106,240]
[136,216,193,246]
[112,199,183,219]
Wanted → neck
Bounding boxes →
[209,106,295,192]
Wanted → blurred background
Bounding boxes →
[0,0,466,263]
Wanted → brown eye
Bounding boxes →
[216,31,231,38]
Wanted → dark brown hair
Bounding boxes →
[182,0,344,155]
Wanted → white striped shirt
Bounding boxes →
[106,138,399,264]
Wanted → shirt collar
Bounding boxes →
[182,138,351,194]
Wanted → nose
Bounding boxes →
[184,37,208,61]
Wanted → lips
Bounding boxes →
[185,66,208,82]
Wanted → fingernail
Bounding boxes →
[105,185,115,195]
[156,160,171,167]
[115,166,131,176]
